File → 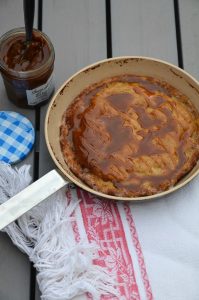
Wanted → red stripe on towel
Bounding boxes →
[76,188,141,300]
[123,204,153,300]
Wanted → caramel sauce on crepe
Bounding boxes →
[60,75,199,197]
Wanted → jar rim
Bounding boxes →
[0,27,55,79]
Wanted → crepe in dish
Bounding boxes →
[60,75,199,197]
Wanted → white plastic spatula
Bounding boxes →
[0,170,68,230]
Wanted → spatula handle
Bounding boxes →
[0,170,68,230]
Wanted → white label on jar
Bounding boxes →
[26,74,54,105]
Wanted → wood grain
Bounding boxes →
[111,0,178,65]
[0,0,37,299]
[39,0,107,176]
[0,233,30,300]
[179,0,199,80]
[35,0,107,298]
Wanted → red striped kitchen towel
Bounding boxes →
[67,186,153,300]
[66,172,199,300]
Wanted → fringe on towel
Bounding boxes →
[0,163,118,300]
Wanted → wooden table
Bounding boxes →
[0,0,199,299]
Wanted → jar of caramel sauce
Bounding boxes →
[0,28,55,108]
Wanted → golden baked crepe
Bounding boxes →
[60,75,199,197]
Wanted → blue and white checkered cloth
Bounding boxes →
[0,111,35,164]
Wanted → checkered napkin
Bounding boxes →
[0,111,35,164]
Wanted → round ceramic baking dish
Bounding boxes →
[45,56,199,201]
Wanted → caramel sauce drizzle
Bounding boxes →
[65,75,191,193]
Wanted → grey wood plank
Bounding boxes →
[0,0,38,38]
[0,233,30,300]
[0,1,38,299]
[111,0,178,65]
[179,0,199,80]
[35,281,41,300]
[39,0,107,175]
[36,0,107,298]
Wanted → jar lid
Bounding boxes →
[0,111,35,164]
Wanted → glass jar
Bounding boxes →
[0,28,55,108]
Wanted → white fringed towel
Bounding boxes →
[0,163,118,300]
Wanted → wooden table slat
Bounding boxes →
[35,0,107,298]
[111,1,179,299]
[0,1,38,299]
[179,0,199,80]
[39,0,107,176]
[111,0,178,65]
